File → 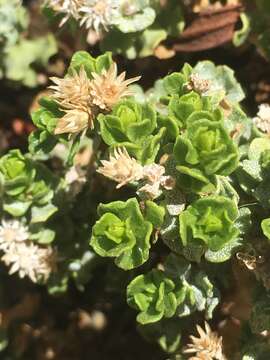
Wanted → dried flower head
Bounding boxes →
[0,219,29,251]
[54,109,90,135]
[90,63,141,111]
[253,103,270,133]
[186,73,211,94]
[97,147,143,188]
[79,0,120,33]
[2,242,57,283]
[47,0,84,25]
[183,322,224,360]
[50,67,92,113]
[138,164,175,199]
[49,67,95,134]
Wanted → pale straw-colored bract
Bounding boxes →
[79,0,120,33]
[90,63,141,111]
[49,67,94,134]
[50,67,92,113]
[253,103,270,134]
[47,0,84,26]
[184,322,225,360]
[97,147,144,188]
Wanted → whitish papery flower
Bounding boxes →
[54,109,91,135]
[79,0,120,33]
[50,67,92,113]
[90,63,141,111]
[183,322,225,360]
[49,67,95,134]
[138,164,175,199]
[1,242,57,283]
[47,0,84,25]
[253,103,270,134]
[97,147,144,188]
[186,73,211,95]
[0,219,29,251]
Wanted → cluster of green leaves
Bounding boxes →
[0,149,59,220]
[4,49,270,358]
[127,254,219,325]
[0,0,57,86]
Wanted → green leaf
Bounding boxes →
[95,52,113,73]
[90,198,153,270]
[116,7,156,33]
[262,218,270,240]
[31,203,58,223]
[127,269,177,324]
[173,119,239,192]
[4,199,32,216]
[30,227,55,244]
[193,60,245,104]
[179,196,239,262]
[68,50,96,77]
[144,201,165,228]
[163,73,185,96]
[4,34,57,87]
[233,13,251,47]
[248,138,270,161]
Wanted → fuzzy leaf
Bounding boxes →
[90,198,153,270]
[179,196,239,262]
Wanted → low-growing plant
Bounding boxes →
[1,49,270,358]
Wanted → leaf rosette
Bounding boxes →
[173,119,239,192]
[90,198,153,270]
[179,196,239,262]
[99,99,165,164]
[127,269,178,324]
[0,149,58,218]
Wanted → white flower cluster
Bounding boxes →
[253,103,270,134]
[98,148,175,199]
[0,219,56,283]
[47,0,121,32]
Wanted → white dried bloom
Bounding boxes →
[50,67,92,113]
[90,62,141,111]
[79,0,120,33]
[253,103,270,133]
[183,322,224,360]
[2,242,56,283]
[46,0,84,26]
[138,182,162,200]
[142,164,166,184]
[186,73,211,94]
[54,109,90,135]
[0,219,29,251]
[97,147,143,188]
[49,67,95,134]
[138,164,175,199]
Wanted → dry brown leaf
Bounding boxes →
[174,4,242,52]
